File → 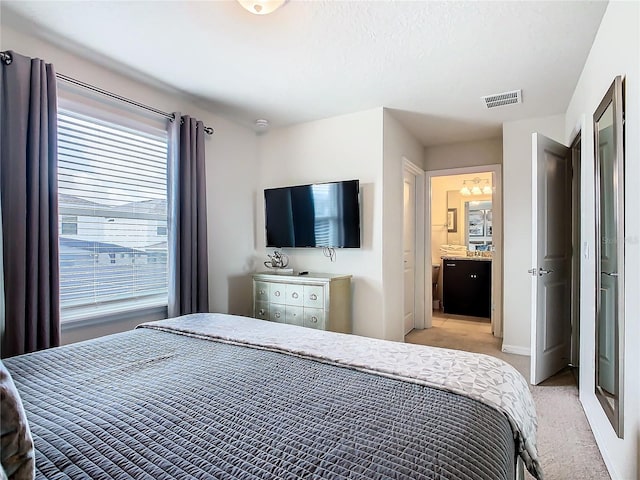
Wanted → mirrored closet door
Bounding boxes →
[594,76,625,438]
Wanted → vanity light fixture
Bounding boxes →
[460,177,492,196]
[237,0,287,15]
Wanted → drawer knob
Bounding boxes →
[275,312,281,318]
[259,309,265,315]
[274,291,281,297]
[310,293,318,301]
[259,289,265,295]
[292,292,299,299]
[311,316,318,323]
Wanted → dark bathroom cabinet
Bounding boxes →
[442,259,492,318]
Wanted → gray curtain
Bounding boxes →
[0,174,4,346]
[167,114,209,317]
[0,51,60,358]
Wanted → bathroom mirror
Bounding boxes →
[594,76,624,438]
[465,201,492,251]
[446,191,493,250]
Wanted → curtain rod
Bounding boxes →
[0,51,214,135]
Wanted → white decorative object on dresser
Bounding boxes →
[252,272,352,333]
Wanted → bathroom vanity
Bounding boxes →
[442,257,491,318]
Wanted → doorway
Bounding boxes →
[425,164,503,337]
[402,158,426,335]
[529,131,582,385]
[403,169,417,335]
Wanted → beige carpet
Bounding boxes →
[406,313,611,480]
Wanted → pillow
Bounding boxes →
[0,360,35,480]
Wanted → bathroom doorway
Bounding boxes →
[425,165,503,338]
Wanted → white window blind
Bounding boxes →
[57,109,169,321]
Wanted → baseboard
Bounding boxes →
[582,397,625,480]
[501,344,530,356]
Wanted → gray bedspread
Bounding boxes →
[5,321,516,480]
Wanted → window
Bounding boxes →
[57,108,169,321]
[61,215,78,235]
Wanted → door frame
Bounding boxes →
[403,158,426,330]
[530,133,573,385]
[425,164,503,336]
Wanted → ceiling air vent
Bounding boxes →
[482,89,522,109]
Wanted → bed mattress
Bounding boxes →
[5,317,518,480]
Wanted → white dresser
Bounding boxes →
[252,272,352,333]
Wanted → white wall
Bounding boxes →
[255,108,423,341]
[501,114,565,354]
[424,137,503,171]
[382,109,425,341]
[1,23,259,343]
[256,108,386,339]
[564,2,639,479]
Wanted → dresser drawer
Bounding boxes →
[285,284,304,306]
[270,283,286,304]
[304,308,325,330]
[270,304,285,323]
[303,285,324,308]
[254,281,270,302]
[285,306,304,326]
[255,302,269,320]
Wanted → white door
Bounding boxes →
[403,170,416,335]
[530,133,572,385]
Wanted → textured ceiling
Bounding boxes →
[2,1,608,146]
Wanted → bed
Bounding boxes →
[2,313,542,480]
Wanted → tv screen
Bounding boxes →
[264,179,361,248]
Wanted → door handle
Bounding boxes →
[528,267,554,276]
[602,271,619,277]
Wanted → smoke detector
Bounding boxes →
[482,89,522,109]
[255,119,269,129]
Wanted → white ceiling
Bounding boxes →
[2,1,608,146]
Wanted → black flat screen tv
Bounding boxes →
[264,179,361,248]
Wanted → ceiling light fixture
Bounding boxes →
[237,0,286,15]
[460,177,492,196]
